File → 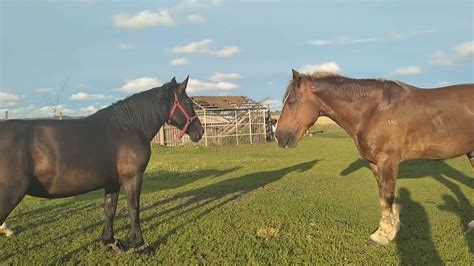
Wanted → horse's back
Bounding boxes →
[0,120,33,183]
[360,84,474,161]
[413,84,474,103]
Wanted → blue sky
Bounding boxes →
[1,0,473,118]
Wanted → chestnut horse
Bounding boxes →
[0,77,204,252]
[276,69,474,246]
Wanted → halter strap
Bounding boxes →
[167,92,198,139]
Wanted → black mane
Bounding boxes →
[89,81,175,133]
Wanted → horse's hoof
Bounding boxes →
[367,238,385,247]
[106,239,128,253]
[4,229,14,237]
[132,243,151,254]
[466,220,474,234]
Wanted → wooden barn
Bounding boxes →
[153,96,271,146]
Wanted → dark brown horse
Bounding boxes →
[276,69,474,246]
[0,77,204,252]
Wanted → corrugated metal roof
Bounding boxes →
[191,96,266,110]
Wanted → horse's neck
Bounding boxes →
[90,91,169,142]
[144,119,166,143]
[317,88,380,140]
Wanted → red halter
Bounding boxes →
[167,92,198,139]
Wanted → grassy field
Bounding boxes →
[0,125,472,264]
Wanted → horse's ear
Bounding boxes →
[292,69,300,79]
[177,75,190,93]
[171,77,177,84]
[183,75,189,86]
[292,69,301,87]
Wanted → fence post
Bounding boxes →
[159,127,165,145]
[263,109,267,142]
[59,112,63,120]
[4,110,8,120]
[235,110,239,145]
[204,110,208,146]
[248,110,253,144]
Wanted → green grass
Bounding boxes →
[1,125,473,264]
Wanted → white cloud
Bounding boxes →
[171,57,189,66]
[172,0,222,11]
[121,77,162,93]
[1,102,17,108]
[80,106,99,115]
[171,39,240,58]
[263,99,282,111]
[188,78,239,92]
[308,40,333,46]
[113,10,177,30]
[187,14,205,24]
[454,41,474,58]
[2,104,102,119]
[0,92,22,103]
[309,37,381,46]
[299,62,342,74]
[70,92,107,101]
[429,41,474,66]
[37,105,74,117]
[34,88,53,93]
[211,46,240,58]
[171,39,213,54]
[308,29,438,46]
[0,105,35,118]
[118,43,133,50]
[210,72,242,82]
[391,66,422,75]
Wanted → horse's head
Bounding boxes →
[167,76,204,142]
[276,69,321,148]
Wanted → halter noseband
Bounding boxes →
[167,92,198,139]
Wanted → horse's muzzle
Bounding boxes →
[188,123,204,142]
[276,131,296,148]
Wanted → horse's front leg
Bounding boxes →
[101,188,125,252]
[368,155,401,247]
[123,174,149,253]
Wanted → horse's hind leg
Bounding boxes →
[467,152,474,167]
[367,155,401,247]
[0,176,29,236]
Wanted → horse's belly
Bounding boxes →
[404,132,474,160]
[27,171,114,198]
[29,126,118,198]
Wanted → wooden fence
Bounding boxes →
[152,108,271,146]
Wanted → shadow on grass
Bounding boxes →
[340,158,474,255]
[140,160,320,250]
[2,167,239,262]
[56,160,318,261]
[396,188,443,265]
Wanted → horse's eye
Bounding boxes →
[288,98,297,105]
